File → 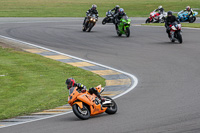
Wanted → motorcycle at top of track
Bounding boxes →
[168,22,182,44]
[102,10,115,25]
[68,85,117,120]
[82,14,98,32]
[177,10,198,23]
[116,16,131,37]
[145,10,167,23]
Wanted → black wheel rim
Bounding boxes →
[77,106,88,116]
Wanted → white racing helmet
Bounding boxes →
[186,6,190,11]
[92,4,97,10]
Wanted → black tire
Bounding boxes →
[117,32,122,36]
[84,22,89,31]
[117,29,122,36]
[161,17,165,23]
[103,96,117,114]
[177,31,182,44]
[82,26,86,32]
[189,16,196,23]
[193,16,196,22]
[72,103,90,120]
[102,17,107,25]
[87,23,94,32]
[125,27,130,37]
[145,18,150,23]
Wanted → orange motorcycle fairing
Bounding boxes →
[90,104,107,116]
[77,94,94,106]
[68,85,109,119]
[73,101,83,109]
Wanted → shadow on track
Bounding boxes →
[60,113,118,122]
[150,41,182,45]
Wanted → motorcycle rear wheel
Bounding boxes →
[103,96,117,114]
[83,22,88,32]
[160,17,165,23]
[72,103,90,120]
[82,26,86,32]
[102,17,107,25]
[117,30,122,36]
[171,38,175,42]
[189,16,196,23]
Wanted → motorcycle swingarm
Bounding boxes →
[102,100,113,107]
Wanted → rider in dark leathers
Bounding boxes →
[165,11,180,37]
[83,4,99,25]
[114,8,127,30]
[111,5,120,15]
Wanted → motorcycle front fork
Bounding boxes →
[170,31,175,39]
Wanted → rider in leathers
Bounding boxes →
[180,6,194,16]
[83,4,99,25]
[165,11,180,37]
[114,8,127,30]
[154,6,165,22]
[111,5,120,15]
[154,5,164,14]
[66,78,105,103]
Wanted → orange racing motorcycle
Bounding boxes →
[68,85,117,120]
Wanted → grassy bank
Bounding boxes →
[142,23,200,28]
[0,0,199,17]
[0,46,105,120]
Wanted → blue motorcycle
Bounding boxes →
[177,10,198,23]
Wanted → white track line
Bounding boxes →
[139,24,200,30]
[0,35,138,129]
[0,20,81,24]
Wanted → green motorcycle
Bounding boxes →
[116,16,131,37]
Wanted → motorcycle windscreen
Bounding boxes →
[69,87,76,95]
[91,14,96,18]
[122,16,129,20]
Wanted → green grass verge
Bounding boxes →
[0,0,199,17]
[0,46,105,120]
[142,23,200,28]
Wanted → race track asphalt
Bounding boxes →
[0,18,200,133]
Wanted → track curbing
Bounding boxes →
[0,35,138,128]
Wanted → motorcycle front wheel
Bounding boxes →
[177,32,182,44]
[145,18,150,23]
[103,96,117,114]
[87,23,94,32]
[125,27,130,37]
[72,103,90,120]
